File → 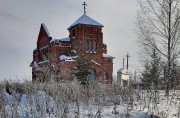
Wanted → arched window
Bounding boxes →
[104,72,109,80]
[86,40,97,52]
[86,41,90,51]
[87,69,96,80]
[89,41,93,51]
[93,41,96,51]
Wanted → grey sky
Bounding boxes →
[0,0,139,81]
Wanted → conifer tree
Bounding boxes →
[73,41,93,83]
[141,49,161,89]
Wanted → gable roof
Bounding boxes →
[68,14,103,30]
[41,23,50,37]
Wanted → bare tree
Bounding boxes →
[136,0,180,95]
[33,51,73,83]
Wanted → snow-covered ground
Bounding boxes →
[0,81,179,118]
[1,91,150,118]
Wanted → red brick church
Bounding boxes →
[30,3,114,83]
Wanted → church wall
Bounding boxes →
[69,25,102,40]
[50,42,71,59]
[32,15,113,83]
[103,58,113,82]
[70,25,106,57]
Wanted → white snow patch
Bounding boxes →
[50,37,71,43]
[59,55,77,62]
[91,60,102,67]
[33,61,38,68]
[38,60,49,64]
[103,53,114,58]
[71,50,77,53]
[39,45,48,50]
[86,51,96,53]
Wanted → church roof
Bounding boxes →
[117,68,125,73]
[103,53,114,58]
[41,23,51,37]
[50,37,71,43]
[68,14,103,29]
[117,68,129,74]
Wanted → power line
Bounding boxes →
[0,9,37,29]
[0,9,61,37]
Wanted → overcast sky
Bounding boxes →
[0,0,139,81]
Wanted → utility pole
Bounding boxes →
[126,53,130,70]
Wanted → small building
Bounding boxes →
[115,56,130,87]
[117,68,130,87]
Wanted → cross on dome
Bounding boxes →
[67,2,104,30]
[82,2,87,15]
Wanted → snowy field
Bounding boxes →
[0,81,179,118]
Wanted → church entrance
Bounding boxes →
[87,69,96,80]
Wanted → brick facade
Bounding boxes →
[31,14,114,83]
